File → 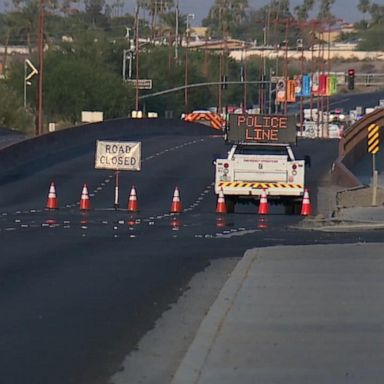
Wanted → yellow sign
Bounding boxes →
[368,123,380,154]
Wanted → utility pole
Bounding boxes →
[184,13,194,112]
[134,2,140,111]
[36,0,45,136]
[175,0,179,60]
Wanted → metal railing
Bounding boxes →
[355,73,384,87]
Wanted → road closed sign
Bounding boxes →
[95,140,141,171]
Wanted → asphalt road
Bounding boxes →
[0,113,382,384]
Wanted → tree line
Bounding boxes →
[0,0,383,133]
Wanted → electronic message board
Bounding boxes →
[226,114,297,145]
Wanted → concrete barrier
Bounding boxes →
[332,108,384,187]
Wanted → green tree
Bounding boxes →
[317,0,336,23]
[84,0,108,26]
[0,83,34,133]
[369,3,384,25]
[139,0,174,41]
[203,0,249,39]
[43,51,134,123]
[6,2,39,52]
[294,0,315,21]
[357,24,384,50]
[358,0,371,15]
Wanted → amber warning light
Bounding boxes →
[227,113,297,145]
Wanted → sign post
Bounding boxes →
[367,123,380,206]
[95,140,141,209]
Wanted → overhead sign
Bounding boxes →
[226,114,297,145]
[127,79,152,89]
[95,140,141,171]
[368,123,380,154]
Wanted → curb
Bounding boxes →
[171,250,257,384]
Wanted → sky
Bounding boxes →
[179,0,363,25]
[0,0,364,24]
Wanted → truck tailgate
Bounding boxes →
[234,156,288,182]
[234,170,287,182]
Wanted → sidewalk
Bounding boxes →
[171,244,384,384]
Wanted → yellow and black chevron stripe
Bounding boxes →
[368,123,380,155]
[218,182,303,189]
[184,112,224,130]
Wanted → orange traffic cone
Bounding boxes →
[46,181,58,210]
[127,186,139,212]
[80,184,91,211]
[258,189,269,215]
[216,217,226,228]
[216,188,227,214]
[301,189,312,216]
[170,187,182,213]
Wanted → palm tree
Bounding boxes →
[204,0,249,38]
[357,0,371,15]
[317,0,336,24]
[294,0,315,21]
[139,0,174,42]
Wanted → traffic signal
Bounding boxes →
[347,68,355,90]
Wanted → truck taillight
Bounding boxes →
[224,163,229,168]
[292,164,297,170]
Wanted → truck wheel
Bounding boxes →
[226,197,236,213]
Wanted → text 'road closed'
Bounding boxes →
[95,140,141,171]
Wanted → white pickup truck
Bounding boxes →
[216,112,309,213]
[214,143,308,213]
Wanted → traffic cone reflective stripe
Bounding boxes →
[127,186,139,212]
[80,184,90,211]
[216,188,227,214]
[170,187,182,213]
[216,217,226,228]
[46,182,58,209]
[257,217,268,229]
[301,189,312,216]
[170,216,181,230]
[258,189,269,215]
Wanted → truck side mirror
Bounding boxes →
[304,155,311,168]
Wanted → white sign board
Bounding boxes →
[127,79,153,89]
[82,111,104,123]
[303,120,317,138]
[95,140,141,171]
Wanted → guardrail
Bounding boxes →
[332,108,384,187]
[355,73,384,87]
